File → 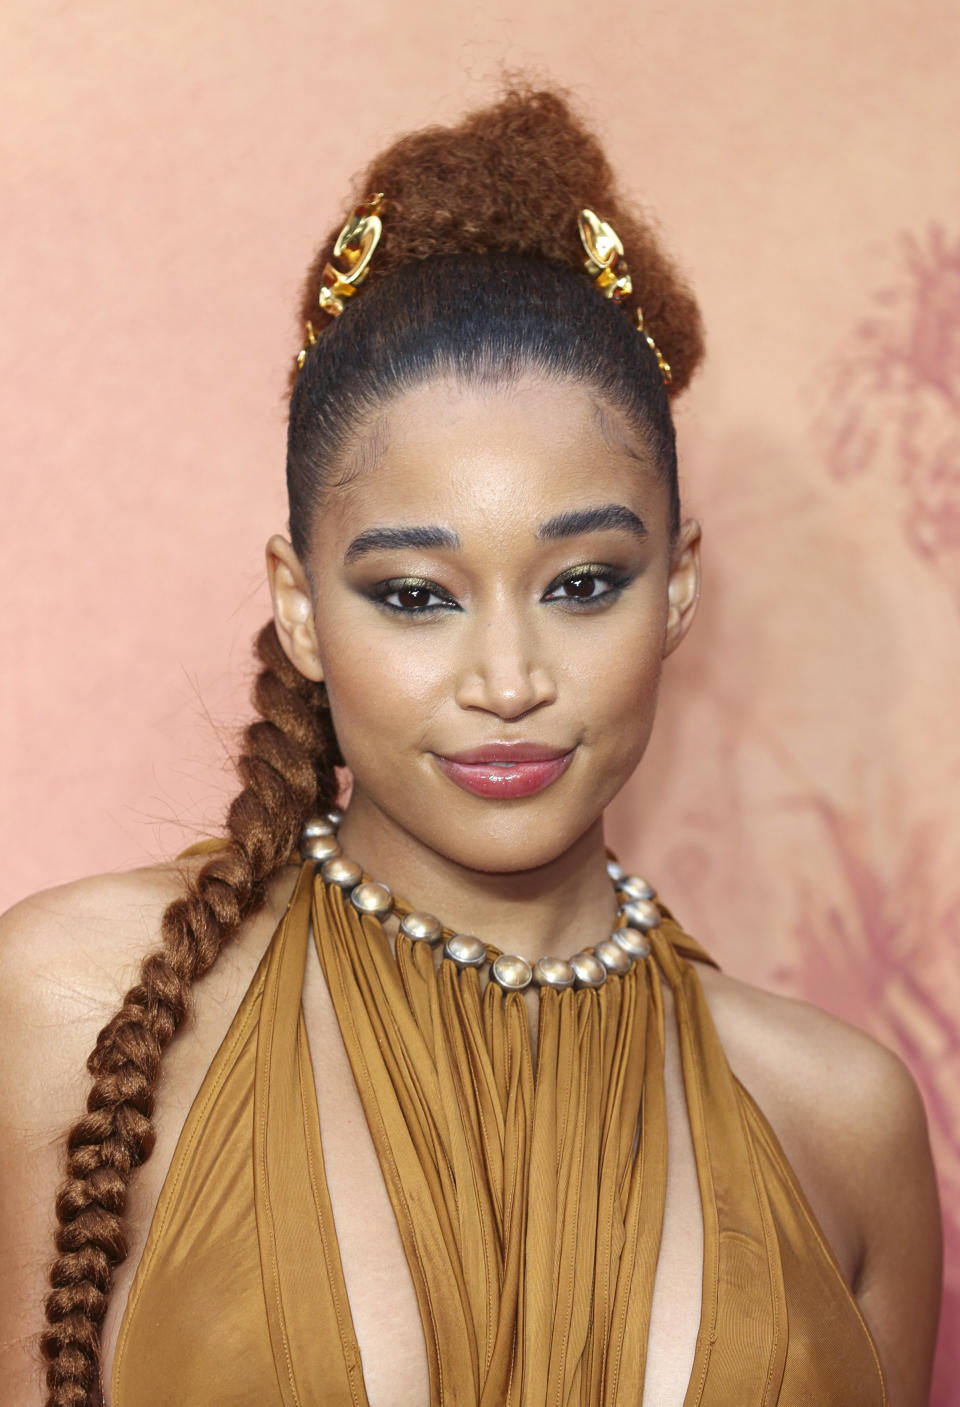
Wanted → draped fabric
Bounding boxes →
[113,861,887,1405]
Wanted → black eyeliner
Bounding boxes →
[544,563,634,607]
[367,576,458,616]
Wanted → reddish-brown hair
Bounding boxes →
[296,83,703,397]
[41,83,704,1406]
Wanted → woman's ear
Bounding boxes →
[663,517,702,658]
[266,534,325,682]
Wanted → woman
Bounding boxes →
[1,86,942,1406]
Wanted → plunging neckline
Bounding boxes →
[110,859,887,1407]
[294,864,734,1406]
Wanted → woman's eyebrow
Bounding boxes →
[344,525,461,563]
[537,504,648,541]
[343,504,646,563]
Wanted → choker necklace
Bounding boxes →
[298,814,664,993]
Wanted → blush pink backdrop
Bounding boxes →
[2,0,957,1394]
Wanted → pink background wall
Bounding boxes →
[3,0,957,1394]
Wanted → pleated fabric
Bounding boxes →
[113,860,887,1406]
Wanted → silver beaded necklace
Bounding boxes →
[300,814,664,993]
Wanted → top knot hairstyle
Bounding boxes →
[287,85,704,557]
[41,85,704,1406]
[295,85,703,395]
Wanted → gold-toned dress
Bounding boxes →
[112,861,886,1405]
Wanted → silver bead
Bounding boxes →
[444,933,486,968]
[612,926,651,960]
[491,953,533,991]
[619,898,661,932]
[606,859,625,882]
[570,951,606,989]
[400,911,444,944]
[594,937,632,976]
[616,874,656,902]
[300,833,342,864]
[350,880,394,919]
[326,809,344,827]
[533,956,576,990]
[301,816,337,839]
[321,856,363,889]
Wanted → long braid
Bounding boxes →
[40,622,340,1407]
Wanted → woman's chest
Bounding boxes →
[302,953,707,1407]
[102,924,868,1407]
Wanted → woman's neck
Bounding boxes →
[336,800,620,967]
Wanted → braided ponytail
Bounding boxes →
[40,623,340,1407]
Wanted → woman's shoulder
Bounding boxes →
[0,863,194,1015]
[0,855,286,1112]
[0,863,199,1136]
[0,854,298,1077]
[3,862,194,926]
[691,960,942,1404]
[1,861,192,959]
[693,961,927,1158]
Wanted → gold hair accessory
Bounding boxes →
[578,208,672,386]
[297,192,385,369]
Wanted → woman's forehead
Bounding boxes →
[322,373,658,526]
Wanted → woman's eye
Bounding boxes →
[544,570,625,605]
[373,580,455,614]
[391,585,437,610]
[558,575,605,600]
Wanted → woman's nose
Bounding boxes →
[453,609,557,720]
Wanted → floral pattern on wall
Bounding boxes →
[812,230,960,1394]
[816,226,960,598]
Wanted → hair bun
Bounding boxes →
[298,83,704,397]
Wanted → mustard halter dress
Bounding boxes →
[111,860,887,1405]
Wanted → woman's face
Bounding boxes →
[270,372,700,876]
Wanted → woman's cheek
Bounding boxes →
[591,645,663,769]
[324,657,434,781]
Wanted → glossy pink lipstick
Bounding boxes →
[433,742,574,799]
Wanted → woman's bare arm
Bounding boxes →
[850,1046,942,1407]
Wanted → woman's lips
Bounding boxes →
[432,745,575,799]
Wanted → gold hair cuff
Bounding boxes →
[296,196,671,388]
[578,208,672,386]
[297,193,385,369]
